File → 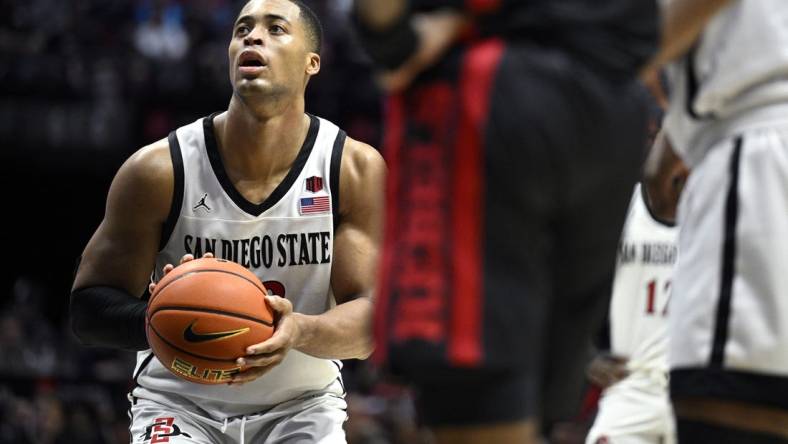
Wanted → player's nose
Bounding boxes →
[243,27,265,47]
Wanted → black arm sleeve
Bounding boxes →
[70,285,148,351]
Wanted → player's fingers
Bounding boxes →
[202,252,214,259]
[588,371,608,387]
[148,282,156,294]
[246,330,289,356]
[237,351,283,368]
[265,295,292,316]
[613,367,630,380]
[608,355,628,365]
[230,365,275,384]
[377,69,415,93]
[162,264,175,275]
[179,254,195,265]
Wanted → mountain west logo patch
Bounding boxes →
[305,176,324,193]
[140,417,192,443]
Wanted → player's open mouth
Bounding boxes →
[238,50,267,75]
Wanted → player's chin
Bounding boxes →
[234,79,275,97]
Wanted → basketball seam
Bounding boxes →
[149,306,274,327]
[148,322,248,363]
[149,267,267,305]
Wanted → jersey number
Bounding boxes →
[263,280,286,298]
[645,279,671,316]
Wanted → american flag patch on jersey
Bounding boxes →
[299,196,330,215]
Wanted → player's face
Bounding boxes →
[228,0,319,99]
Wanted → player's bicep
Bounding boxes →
[73,142,173,296]
[330,141,386,304]
[75,219,159,297]
[331,223,378,303]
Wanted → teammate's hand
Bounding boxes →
[147,253,214,294]
[587,353,629,388]
[230,295,302,384]
[378,11,467,93]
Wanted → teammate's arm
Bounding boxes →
[233,139,385,384]
[641,0,732,75]
[354,0,467,92]
[643,132,690,224]
[70,140,173,350]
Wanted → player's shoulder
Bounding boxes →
[121,138,174,187]
[337,136,386,216]
[341,136,386,177]
[108,138,174,220]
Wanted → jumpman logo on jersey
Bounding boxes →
[193,193,211,213]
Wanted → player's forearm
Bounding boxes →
[644,0,731,72]
[70,285,149,351]
[292,297,373,360]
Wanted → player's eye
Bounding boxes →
[235,24,251,36]
[269,24,286,35]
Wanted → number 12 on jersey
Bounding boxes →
[645,279,671,316]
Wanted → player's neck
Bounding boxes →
[218,96,309,181]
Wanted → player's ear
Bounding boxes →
[306,53,320,76]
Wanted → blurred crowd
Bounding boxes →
[0,0,381,162]
[0,276,135,444]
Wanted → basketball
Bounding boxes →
[146,257,274,385]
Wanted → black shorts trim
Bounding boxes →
[331,360,346,395]
[330,129,346,228]
[671,368,788,410]
[710,136,743,368]
[159,131,185,251]
[418,369,532,426]
[133,352,155,389]
[678,418,788,444]
[685,45,715,120]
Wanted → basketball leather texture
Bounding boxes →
[146,258,274,384]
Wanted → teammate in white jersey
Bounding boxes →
[585,188,677,444]
[69,0,385,442]
[645,0,788,441]
[586,133,688,444]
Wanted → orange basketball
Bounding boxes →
[146,257,274,384]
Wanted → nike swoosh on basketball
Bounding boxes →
[183,321,250,343]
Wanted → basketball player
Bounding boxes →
[586,133,689,444]
[69,1,385,442]
[355,1,659,443]
[646,0,788,441]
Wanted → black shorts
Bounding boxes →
[677,419,788,444]
[373,39,650,426]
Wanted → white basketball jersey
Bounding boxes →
[132,113,346,418]
[663,0,788,166]
[610,184,678,379]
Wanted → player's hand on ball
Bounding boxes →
[231,295,301,384]
[148,253,214,294]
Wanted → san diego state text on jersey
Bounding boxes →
[183,231,331,268]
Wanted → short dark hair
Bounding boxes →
[289,0,323,55]
[238,0,323,54]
